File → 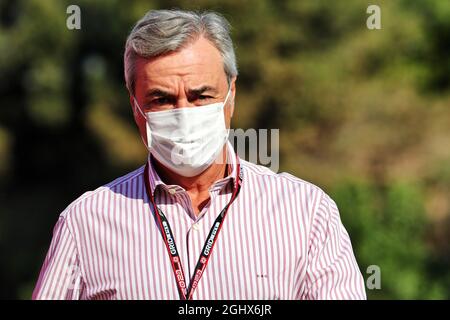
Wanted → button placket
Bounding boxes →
[186,219,203,281]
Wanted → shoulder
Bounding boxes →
[240,159,337,215]
[59,165,145,222]
[241,160,330,198]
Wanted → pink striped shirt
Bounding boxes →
[32,143,366,300]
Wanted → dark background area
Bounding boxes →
[0,0,449,299]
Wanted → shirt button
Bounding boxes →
[169,189,176,195]
[192,223,200,231]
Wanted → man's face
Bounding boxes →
[131,36,236,147]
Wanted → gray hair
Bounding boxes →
[124,9,238,94]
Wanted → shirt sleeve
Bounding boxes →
[32,215,85,300]
[301,191,367,300]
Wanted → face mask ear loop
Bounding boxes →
[133,96,150,150]
[223,86,232,107]
[133,96,147,119]
[222,86,233,140]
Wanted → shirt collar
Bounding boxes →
[146,141,238,196]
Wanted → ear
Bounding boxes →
[229,76,237,118]
[129,92,141,123]
[129,91,149,148]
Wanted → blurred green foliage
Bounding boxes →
[333,182,447,299]
[0,0,449,299]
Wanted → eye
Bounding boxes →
[152,97,171,105]
[198,95,213,100]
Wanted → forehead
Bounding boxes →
[134,36,227,92]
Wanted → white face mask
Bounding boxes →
[134,88,232,177]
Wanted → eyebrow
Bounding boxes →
[144,86,219,100]
[145,89,174,99]
[188,85,218,96]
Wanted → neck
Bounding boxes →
[152,146,229,216]
[152,145,229,195]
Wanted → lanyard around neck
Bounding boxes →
[143,155,242,300]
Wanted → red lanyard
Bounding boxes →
[143,155,242,300]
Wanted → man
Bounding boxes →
[33,9,366,300]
